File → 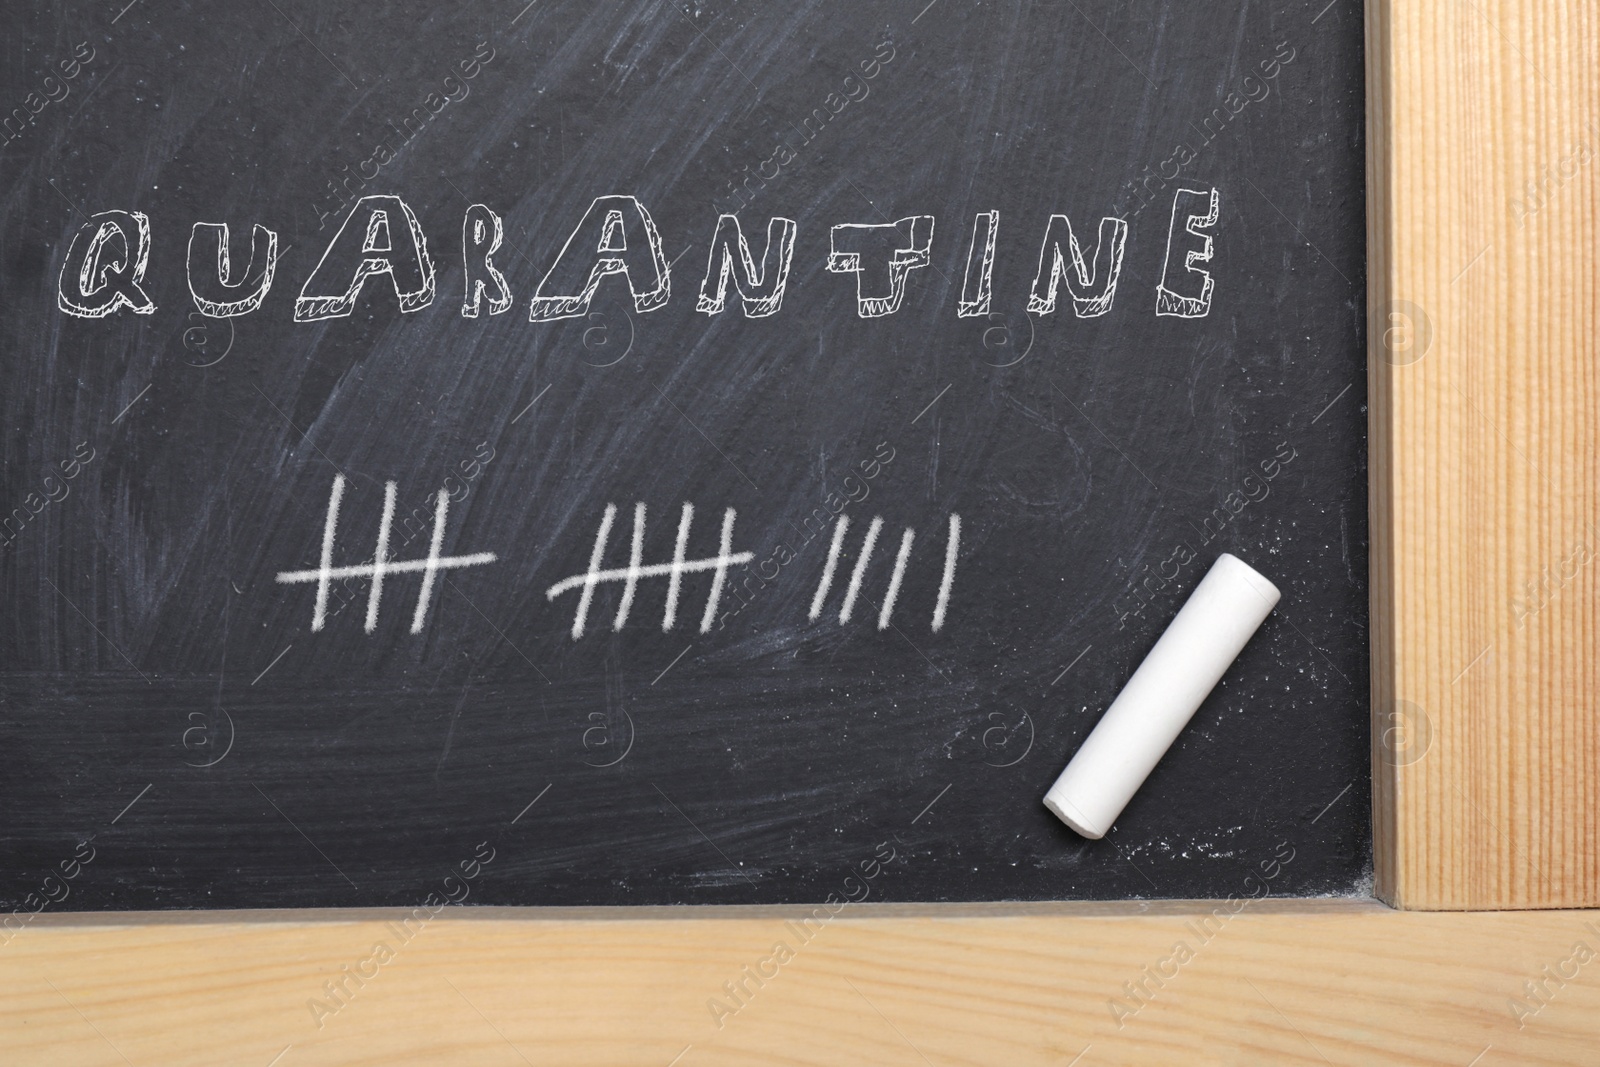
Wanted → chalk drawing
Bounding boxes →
[696,214,797,317]
[187,222,278,317]
[827,215,935,317]
[546,502,754,638]
[809,512,960,630]
[528,195,670,321]
[461,203,513,317]
[275,476,496,633]
[1027,213,1128,317]
[1155,187,1219,318]
[294,195,436,321]
[957,210,998,318]
[57,210,156,317]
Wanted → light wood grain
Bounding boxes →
[1369,0,1600,907]
[1,903,1598,1065]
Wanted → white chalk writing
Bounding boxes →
[545,502,754,639]
[275,476,496,633]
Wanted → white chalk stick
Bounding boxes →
[1044,553,1280,839]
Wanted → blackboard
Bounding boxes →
[1,0,1367,913]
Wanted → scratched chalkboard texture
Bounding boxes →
[0,0,1367,910]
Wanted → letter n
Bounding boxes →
[1026,213,1127,317]
[696,214,797,317]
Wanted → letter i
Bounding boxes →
[957,211,998,318]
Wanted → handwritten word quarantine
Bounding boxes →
[56,187,1222,325]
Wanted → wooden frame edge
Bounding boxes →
[4,901,1600,1064]
[1371,0,1598,909]
[1365,0,1401,909]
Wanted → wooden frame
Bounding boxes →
[1369,0,1598,913]
[3,1,1596,1062]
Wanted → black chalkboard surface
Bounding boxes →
[1,0,1367,912]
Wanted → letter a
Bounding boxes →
[295,195,436,321]
[528,195,670,321]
